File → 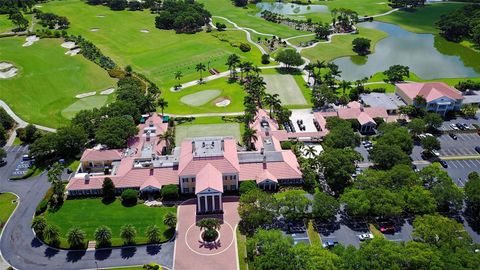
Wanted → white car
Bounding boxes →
[432,150,440,157]
[450,124,459,130]
[358,233,374,241]
[425,133,434,137]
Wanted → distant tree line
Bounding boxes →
[436,4,480,47]
[34,10,70,30]
[66,35,116,70]
[85,0,162,12]
[0,0,37,14]
[388,0,426,8]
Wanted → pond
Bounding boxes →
[256,2,329,16]
[333,21,480,81]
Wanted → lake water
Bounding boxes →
[333,21,480,81]
[256,2,329,16]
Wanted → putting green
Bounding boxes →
[262,74,307,105]
[179,89,221,106]
[0,37,116,128]
[61,95,108,119]
[175,123,241,145]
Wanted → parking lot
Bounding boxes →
[442,159,480,187]
[438,133,480,157]
[289,109,318,133]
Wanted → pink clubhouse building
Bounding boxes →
[67,113,302,213]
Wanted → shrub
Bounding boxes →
[161,184,179,201]
[36,200,48,215]
[261,54,270,64]
[108,68,126,79]
[239,42,251,52]
[239,180,258,194]
[121,189,138,205]
[280,141,293,150]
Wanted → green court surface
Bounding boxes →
[61,95,109,119]
[179,89,221,106]
[0,37,115,128]
[262,74,307,105]
[175,123,241,145]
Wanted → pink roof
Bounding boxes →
[80,149,123,162]
[347,101,362,109]
[363,107,388,118]
[357,112,375,125]
[195,163,223,194]
[178,138,239,176]
[313,113,328,131]
[337,108,362,119]
[140,176,162,190]
[396,82,463,102]
[256,169,278,184]
[239,150,302,181]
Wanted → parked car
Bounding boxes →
[450,124,459,130]
[322,240,339,248]
[449,133,458,140]
[431,150,440,157]
[358,233,374,241]
[0,159,6,167]
[462,123,471,130]
[425,133,434,137]
[438,159,448,168]
[475,146,480,154]
[456,123,465,130]
[379,225,395,234]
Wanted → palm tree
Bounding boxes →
[145,225,161,243]
[174,70,183,88]
[195,63,206,82]
[163,212,177,228]
[32,216,47,237]
[304,63,315,84]
[95,225,112,247]
[120,224,137,244]
[157,98,168,117]
[339,80,351,95]
[196,218,221,231]
[327,62,342,79]
[226,54,240,79]
[242,127,258,151]
[144,93,157,113]
[43,224,60,243]
[66,227,86,248]
[304,145,317,158]
[263,93,281,118]
[157,129,175,154]
[243,112,255,126]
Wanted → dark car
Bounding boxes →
[322,240,339,248]
[438,160,448,168]
[475,146,480,154]
[0,159,6,167]
[456,123,465,130]
[449,133,457,140]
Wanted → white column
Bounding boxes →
[197,195,201,212]
[219,194,223,211]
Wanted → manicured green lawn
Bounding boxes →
[0,193,18,232]
[273,189,307,200]
[261,68,312,108]
[376,3,465,34]
[301,26,388,63]
[0,37,116,127]
[175,123,241,145]
[307,219,321,246]
[44,198,176,247]
[236,227,248,270]
[61,95,110,119]
[0,15,15,33]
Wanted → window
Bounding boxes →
[229,175,233,180]
[223,176,227,180]
[224,185,227,191]
[230,185,236,190]
[233,175,236,180]
[191,177,196,182]
[183,187,189,193]
[182,178,188,183]
[192,188,195,193]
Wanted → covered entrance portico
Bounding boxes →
[196,189,223,213]
[194,163,224,214]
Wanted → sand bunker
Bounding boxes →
[75,91,96,99]
[90,28,100,32]
[0,62,13,70]
[61,41,76,49]
[96,15,105,18]
[100,88,115,95]
[22,35,39,47]
[65,48,81,56]
[215,98,231,107]
[140,29,150,33]
[0,62,18,79]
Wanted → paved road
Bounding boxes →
[0,149,175,270]
[0,100,56,133]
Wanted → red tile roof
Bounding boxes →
[195,163,224,194]
[256,169,278,184]
[396,82,463,102]
[80,149,123,162]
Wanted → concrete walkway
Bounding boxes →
[0,100,56,133]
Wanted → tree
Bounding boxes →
[95,117,138,149]
[465,172,480,218]
[460,104,477,118]
[43,224,60,243]
[226,54,240,79]
[339,80,351,95]
[377,123,413,154]
[413,95,427,108]
[407,118,426,137]
[370,144,411,170]
[55,126,88,158]
[157,98,168,117]
[102,177,116,201]
[423,112,443,130]
[0,126,6,146]
[402,186,436,215]
[312,192,339,220]
[383,65,410,83]
[238,189,277,232]
[94,225,112,247]
[161,184,179,200]
[0,148,6,160]
[0,107,14,130]
[121,189,138,206]
[145,225,161,243]
[292,243,341,270]
[340,189,371,216]
[18,124,39,143]
[197,218,221,242]
[9,12,28,31]
[413,214,471,250]
[120,224,137,244]
[263,93,281,118]
[246,229,295,270]
[352,37,371,56]
[195,62,206,82]
[318,148,362,194]
[314,23,330,40]
[242,127,258,151]
[174,70,183,88]
[157,129,175,154]
[323,118,360,149]
[275,49,304,68]
[163,212,177,228]
[32,216,47,237]
[233,0,248,7]
[239,180,258,194]
[421,136,441,153]
[66,227,86,248]
[278,193,310,220]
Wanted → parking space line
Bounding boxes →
[448,161,458,168]
[456,161,465,168]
